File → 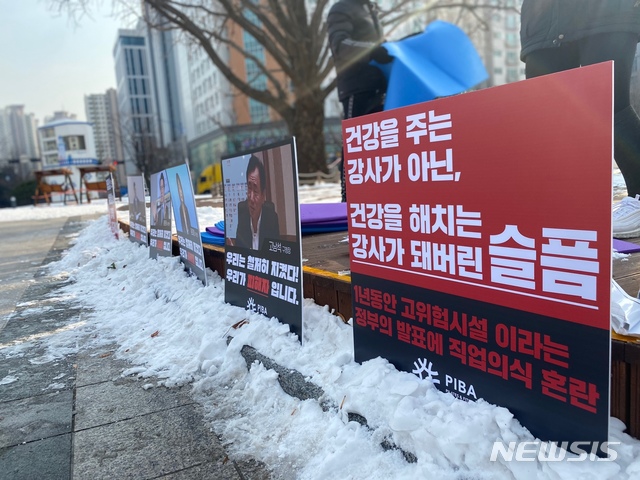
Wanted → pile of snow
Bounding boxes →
[6,180,640,479]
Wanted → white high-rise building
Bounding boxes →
[0,105,40,162]
[188,40,234,139]
[85,89,125,163]
[113,27,156,175]
[476,1,525,87]
[113,7,190,176]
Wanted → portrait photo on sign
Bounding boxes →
[149,170,173,259]
[165,163,207,286]
[221,139,303,340]
[150,170,172,230]
[127,175,146,224]
[166,164,198,238]
[126,175,148,246]
[222,142,298,251]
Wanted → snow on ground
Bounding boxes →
[0,182,342,223]
[0,200,113,222]
[3,180,640,479]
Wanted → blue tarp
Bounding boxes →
[373,20,488,110]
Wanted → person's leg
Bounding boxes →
[344,92,384,118]
[579,32,640,236]
[581,33,640,197]
[614,106,640,198]
[524,43,580,79]
[579,32,636,114]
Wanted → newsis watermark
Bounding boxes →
[490,441,621,462]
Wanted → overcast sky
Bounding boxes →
[0,0,132,124]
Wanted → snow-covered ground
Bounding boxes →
[2,180,640,479]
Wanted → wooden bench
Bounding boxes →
[78,164,119,204]
[33,168,78,206]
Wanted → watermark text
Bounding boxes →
[490,441,620,462]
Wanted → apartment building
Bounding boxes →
[84,89,125,164]
[0,105,40,162]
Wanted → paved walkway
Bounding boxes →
[0,216,270,479]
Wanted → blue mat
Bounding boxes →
[373,20,488,110]
[302,224,348,234]
[201,231,225,246]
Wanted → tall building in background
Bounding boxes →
[143,4,191,156]
[0,105,40,161]
[0,105,41,179]
[184,40,235,184]
[184,9,302,180]
[84,89,125,164]
[188,39,233,139]
[113,5,190,177]
[475,1,525,87]
[113,27,156,175]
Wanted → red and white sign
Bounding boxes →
[346,62,612,330]
[345,62,613,446]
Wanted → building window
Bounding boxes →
[249,99,269,123]
[61,135,86,151]
[137,50,146,75]
[121,36,144,46]
[126,50,135,75]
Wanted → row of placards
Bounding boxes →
[105,64,613,451]
[125,164,208,284]
[107,144,304,338]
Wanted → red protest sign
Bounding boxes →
[346,62,612,446]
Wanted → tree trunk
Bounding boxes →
[290,94,328,174]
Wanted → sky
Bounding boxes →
[0,0,132,124]
[3,183,640,479]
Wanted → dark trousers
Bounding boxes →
[524,32,640,196]
[340,91,385,202]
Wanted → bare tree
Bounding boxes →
[138,0,336,174]
[51,0,516,174]
[383,0,519,33]
[118,113,177,184]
